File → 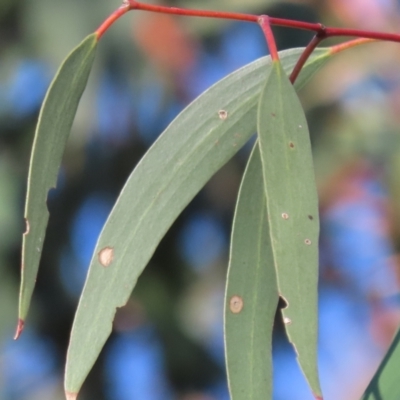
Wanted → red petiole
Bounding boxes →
[258,16,279,62]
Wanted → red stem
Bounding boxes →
[325,27,400,42]
[258,16,279,61]
[126,1,400,45]
[128,0,258,23]
[95,1,400,87]
[290,34,325,84]
[96,4,130,39]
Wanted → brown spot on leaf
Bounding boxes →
[218,110,228,120]
[305,239,312,245]
[308,215,313,220]
[98,247,114,267]
[229,295,243,314]
[271,112,276,117]
[289,142,295,148]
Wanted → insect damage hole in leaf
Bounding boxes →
[218,109,228,120]
[278,296,289,310]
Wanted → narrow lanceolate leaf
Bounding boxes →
[17,34,97,335]
[225,146,279,400]
[257,61,321,397]
[65,47,332,396]
[361,325,400,400]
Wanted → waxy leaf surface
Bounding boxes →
[257,61,321,396]
[18,34,97,325]
[225,146,278,400]
[65,47,332,395]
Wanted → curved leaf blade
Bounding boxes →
[65,47,332,395]
[225,146,279,400]
[257,61,321,396]
[361,326,400,400]
[17,34,97,331]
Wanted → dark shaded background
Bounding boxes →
[1,0,400,399]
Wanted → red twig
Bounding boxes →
[126,1,400,45]
[95,1,400,88]
[325,27,400,42]
[127,0,258,23]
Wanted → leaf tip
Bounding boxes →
[14,318,25,340]
[65,391,78,400]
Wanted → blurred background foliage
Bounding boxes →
[1,0,400,399]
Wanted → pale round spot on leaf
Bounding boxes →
[98,247,114,267]
[304,239,312,245]
[282,213,289,220]
[24,219,30,235]
[230,295,244,314]
[218,110,228,120]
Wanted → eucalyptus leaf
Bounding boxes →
[225,146,279,400]
[257,61,321,396]
[17,33,97,330]
[361,325,400,400]
[65,47,332,396]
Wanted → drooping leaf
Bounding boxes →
[17,34,97,334]
[65,47,332,396]
[257,61,321,397]
[361,325,400,400]
[224,146,279,400]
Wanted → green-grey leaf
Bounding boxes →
[65,47,331,395]
[361,325,400,400]
[224,145,279,400]
[257,61,321,396]
[18,33,97,327]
